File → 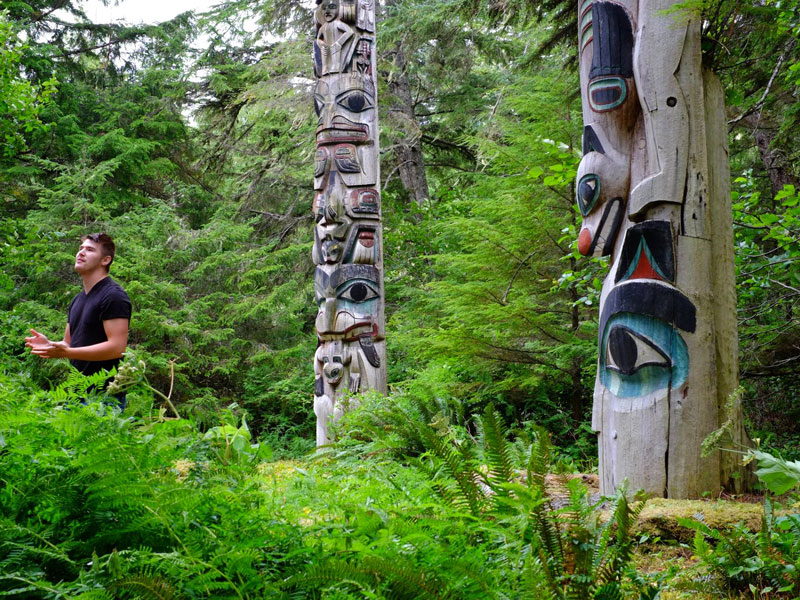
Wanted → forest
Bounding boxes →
[2,0,800,597]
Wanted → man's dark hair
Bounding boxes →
[82,233,116,271]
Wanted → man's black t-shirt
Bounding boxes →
[68,276,132,376]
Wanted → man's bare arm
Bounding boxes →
[26,319,128,360]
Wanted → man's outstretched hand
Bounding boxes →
[25,329,69,359]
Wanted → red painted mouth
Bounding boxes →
[358,231,375,248]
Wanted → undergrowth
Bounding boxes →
[5,363,787,599]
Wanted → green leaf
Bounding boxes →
[748,450,800,495]
[528,166,544,179]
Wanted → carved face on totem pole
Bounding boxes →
[314,264,381,340]
[578,0,718,497]
[313,56,379,266]
[576,0,637,258]
[312,0,385,445]
[598,221,695,399]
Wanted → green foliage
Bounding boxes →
[5,366,649,599]
[2,0,800,597]
[679,448,800,597]
[708,0,800,438]
[745,450,800,496]
[680,500,800,597]
[202,405,273,464]
[0,365,311,598]
[0,1,318,436]
[0,11,56,161]
[336,396,660,599]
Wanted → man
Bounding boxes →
[25,233,132,406]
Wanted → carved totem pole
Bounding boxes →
[312,0,386,446]
[577,0,748,497]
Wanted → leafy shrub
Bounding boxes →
[332,397,660,599]
[680,501,800,597]
[0,366,311,598]
[680,449,800,597]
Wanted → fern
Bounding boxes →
[50,368,115,404]
[680,496,800,596]
[112,569,179,600]
[477,404,515,503]
[412,418,487,517]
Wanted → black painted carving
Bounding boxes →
[348,188,380,216]
[607,325,670,375]
[589,2,634,80]
[599,281,697,342]
[578,174,600,216]
[583,125,605,155]
[615,221,675,283]
[359,335,380,367]
[330,263,379,287]
[588,196,624,256]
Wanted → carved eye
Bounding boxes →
[588,77,628,112]
[337,280,379,303]
[577,174,600,216]
[336,90,374,113]
[605,326,670,375]
[600,313,689,398]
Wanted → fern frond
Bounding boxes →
[417,424,486,517]
[112,569,179,600]
[280,559,377,593]
[362,554,453,600]
[478,404,515,499]
[526,426,552,492]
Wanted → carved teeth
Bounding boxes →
[316,129,369,144]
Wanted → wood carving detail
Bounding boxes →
[578,0,741,497]
[312,0,386,446]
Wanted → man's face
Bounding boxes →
[74,240,110,274]
[323,0,338,21]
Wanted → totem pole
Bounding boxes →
[577,0,748,497]
[312,0,386,446]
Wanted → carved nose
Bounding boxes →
[319,105,335,130]
[317,298,337,332]
[578,228,593,256]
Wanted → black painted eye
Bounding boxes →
[338,281,379,303]
[336,91,373,113]
[577,174,600,216]
[605,326,670,376]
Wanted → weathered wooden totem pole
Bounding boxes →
[311,0,386,446]
[577,0,748,497]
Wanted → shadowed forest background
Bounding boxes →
[2,0,800,597]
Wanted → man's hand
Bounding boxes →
[25,329,70,359]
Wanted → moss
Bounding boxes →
[659,592,746,599]
[634,543,696,573]
[636,498,765,542]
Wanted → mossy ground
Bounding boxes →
[637,497,766,542]
[632,497,793,599]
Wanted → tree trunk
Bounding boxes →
[387,44,430,206]
[743,114,798,196]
